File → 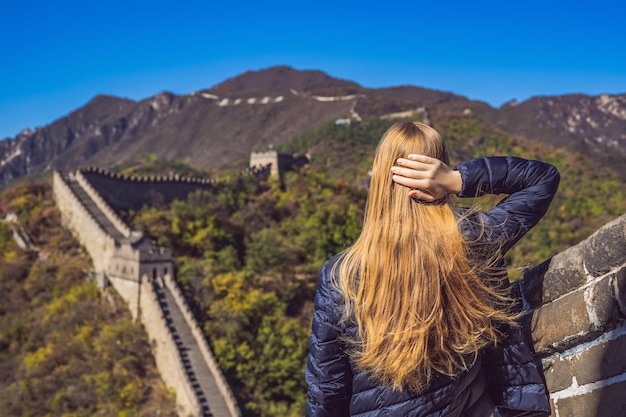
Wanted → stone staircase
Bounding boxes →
[154,281,233,417]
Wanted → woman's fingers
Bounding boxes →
[408,188,436,202]
[407,154,440,164]
[391,173,428,189]
[395,156,437,171]
[391,165,427,179]
[391,156,438,187]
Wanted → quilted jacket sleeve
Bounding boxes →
[305,256,353,417]
[455,157,560,254]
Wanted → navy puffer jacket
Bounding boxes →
[306,157,560,417]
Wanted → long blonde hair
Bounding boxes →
[335,121,515,392]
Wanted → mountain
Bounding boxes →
[1,65,625,184]
[481,94,626,169]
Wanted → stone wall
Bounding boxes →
[519,213,626,417]
[108,275,142,320]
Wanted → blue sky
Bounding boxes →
[1,0,624,139]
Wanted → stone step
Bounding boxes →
[155,283,233,417]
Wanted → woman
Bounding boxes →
[306,122,559,417]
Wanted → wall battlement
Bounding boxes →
[78,167,218,212]
[80,165,218,184]
[76,164,270,212]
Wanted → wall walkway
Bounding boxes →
[65,177,127,242]
[155,281,233,417]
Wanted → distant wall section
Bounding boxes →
[79,167,218,211]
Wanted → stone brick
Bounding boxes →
[571,331,626,385]
[616,266,626,317]
[522,244,587,306]
[543,355,573,392]
[531,289,590,353]
[583,214,626,277]
[555,379,626,417]
[585,275,619,328]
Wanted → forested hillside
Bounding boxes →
[0,183,177,417]
[1,114,624,417]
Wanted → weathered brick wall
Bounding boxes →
[519,214,626,417]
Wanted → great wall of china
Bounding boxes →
[52,167,252,417]
[49,152,626,416]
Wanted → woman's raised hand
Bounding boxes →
[391,154,462,202]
